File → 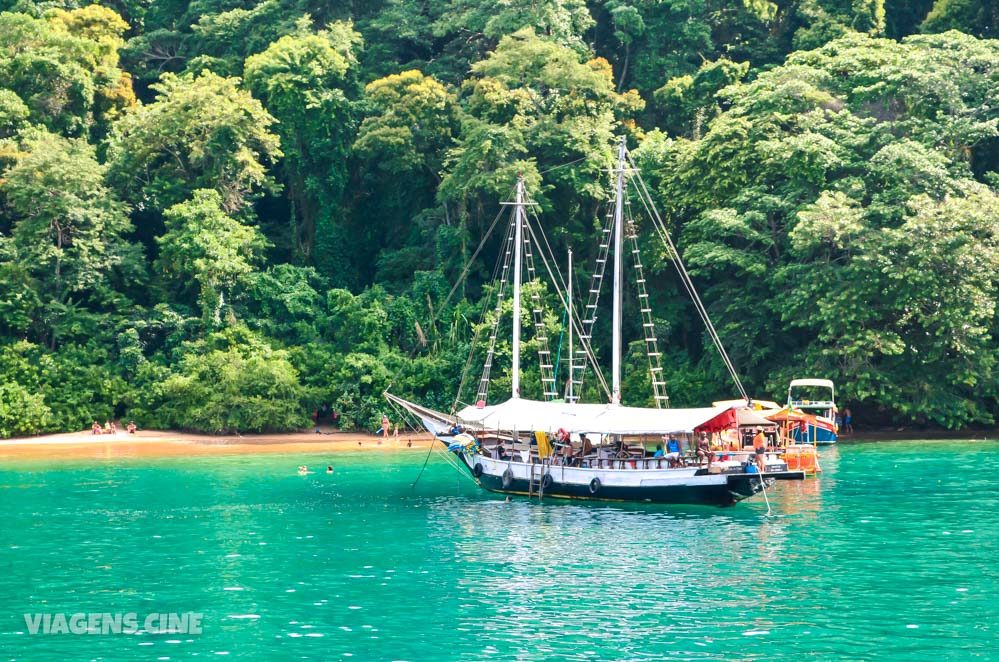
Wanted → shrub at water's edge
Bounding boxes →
[127,327,312,434]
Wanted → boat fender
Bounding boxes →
[472,463,484,478]
[589,477,601,494]
[541,473,554,490]
[502,468,514,489]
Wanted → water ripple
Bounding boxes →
[0,441,995,659]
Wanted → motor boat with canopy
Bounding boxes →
[785,378,838,444]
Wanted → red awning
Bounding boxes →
[694,407,777,434]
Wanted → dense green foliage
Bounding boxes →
[0,0,996,435]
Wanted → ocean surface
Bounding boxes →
[1,439,996,660]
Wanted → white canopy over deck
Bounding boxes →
[788,379,834,390]
[454,398,732,435]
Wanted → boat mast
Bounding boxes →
[611,136,626,405]
[567,248,574,404]
[511,176,525,399]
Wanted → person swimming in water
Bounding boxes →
[326,465,333,474]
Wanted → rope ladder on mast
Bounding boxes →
[475,216,516,404]
[521,212,559,401]
[569,210,614,402]
[625,193,669,408]
[475,190,559,403]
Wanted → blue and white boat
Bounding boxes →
[787,378,838,444]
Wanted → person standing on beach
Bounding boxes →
[843,407,853,434]
[381,414,390,438]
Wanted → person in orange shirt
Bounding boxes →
[752,428,766,449]
[752,428,767,472]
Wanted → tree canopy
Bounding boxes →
[0,0,995,436]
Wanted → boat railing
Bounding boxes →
[482,444,793,471]
[789,399,835,408]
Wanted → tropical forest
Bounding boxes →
[0,0,996,436]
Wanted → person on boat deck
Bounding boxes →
[653,444,664,458]
[696,433,712,467]
[560,440,575,465]
[615,436,634,458]
[666,437,681,466]
[752,427,767,452]
[754,445,766,473]
[494,441,509,461]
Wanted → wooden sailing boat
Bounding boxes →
[387,138,805,506]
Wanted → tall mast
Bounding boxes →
[511,176,524,399]
[567,247,574,404]
[611,136,627,405]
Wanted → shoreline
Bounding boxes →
[0,428,435,461]
[1,427,994,463]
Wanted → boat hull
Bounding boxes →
[790,424,837,445]
[475,470,768,506]
[460,454,801,506]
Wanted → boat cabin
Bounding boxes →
[787,378,836,420]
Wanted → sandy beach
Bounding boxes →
[0,428,435,461]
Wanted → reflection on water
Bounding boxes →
[0,440,996,660]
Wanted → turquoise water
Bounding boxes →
[1,440,996,660]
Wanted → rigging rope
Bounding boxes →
[523,202,611,397]
[759,474,773,517]
[624,190,669,407]
[410,438,437,489]
[523,208,612,400]
[551,304,567,390]
[626,149,749,402]
[386,200,508,396]
[539,155,590,175]
[459,212,515,410]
